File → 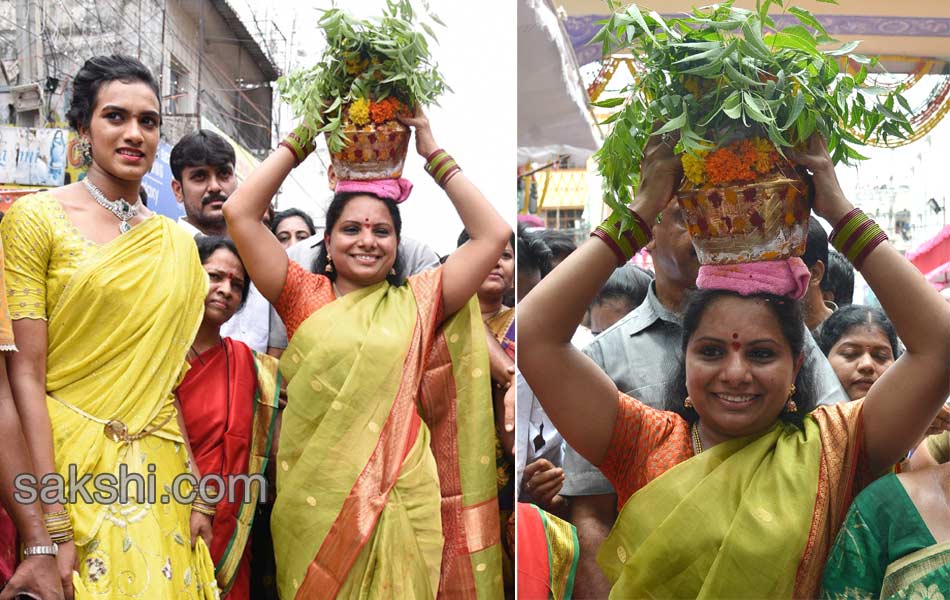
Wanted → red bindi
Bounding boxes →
[731,334,741,351]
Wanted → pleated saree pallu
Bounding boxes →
[39,217,218,597]
[272,267,503,599]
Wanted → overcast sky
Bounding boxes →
[237,0,517,255]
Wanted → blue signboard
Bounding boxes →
[141,141,183,219]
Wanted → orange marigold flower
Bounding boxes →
[705,148,740,184]
[369,97,406,124]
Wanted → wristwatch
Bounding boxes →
[22,544,58,557]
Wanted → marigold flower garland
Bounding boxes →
[681,136,781,186]
[345,96,408,128]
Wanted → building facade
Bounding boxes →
[0,0,278,156]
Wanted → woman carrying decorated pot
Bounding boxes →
[1,55,218,598]
[518,128,950,597]
[223,105,509,598]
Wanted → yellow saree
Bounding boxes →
[599,400,867,598]
[271,266,502,599]
[2,198,218,598]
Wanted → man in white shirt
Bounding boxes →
[170,129,272,351]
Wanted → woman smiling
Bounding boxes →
[518,133,950,597]
[224,107,511,598]
[1,55,217,599]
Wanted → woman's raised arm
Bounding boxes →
[793,136,950,474]
[222,133,307,305]
[399,108,511,317]
[519,135,682,465]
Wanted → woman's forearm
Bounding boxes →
[444,172,511,251]
[7,351,63,515]
[517,168,673,465]
[224,146,295,224]
[0,371,52,545]
[852,227,950,472]
[437,169,512,315]
[222,147,295,304]
[817,191,949,363]
[519,192,661,349]
[861,240,950,360]
[806,155,950,471]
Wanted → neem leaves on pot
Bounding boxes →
[591,0,914,218]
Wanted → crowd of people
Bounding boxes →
[0,53,514,600]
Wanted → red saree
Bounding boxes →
[0,507,14,585]
[177,337,280,599]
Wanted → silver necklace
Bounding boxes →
[83,178,139,233]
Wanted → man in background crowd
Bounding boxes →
[170,129,275,352]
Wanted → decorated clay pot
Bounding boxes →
[328,118,411,180]
[676,163,812,265]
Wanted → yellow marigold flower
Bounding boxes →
[681,151,708,185]
[348,98,370,126]
[344,55,369,75]
[752,137,779,173]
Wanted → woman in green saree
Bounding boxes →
[821,462,950,598]
[518,132,950,598]
[223,107,510,599]
[2,55,218,599]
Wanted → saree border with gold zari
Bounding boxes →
[485,306,515,359]
[516,502,579,600]
[42,216,207,543]
[273,267,501,599]
[419,295,503,598]
[881,541,950,598]
[213,345,281,596]
[599,400,865,599]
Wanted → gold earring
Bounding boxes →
[78,137,92,166]
[684,396,693,409]
[785,384,797,412]
[389,267,396,276]
[325,255,334,273]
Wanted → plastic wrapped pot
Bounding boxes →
[327,119,411,181]
[676,163,812,265]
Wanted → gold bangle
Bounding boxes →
[191,502,217,517]
[49,530,73,544]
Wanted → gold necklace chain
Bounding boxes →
[691,422,704,455]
